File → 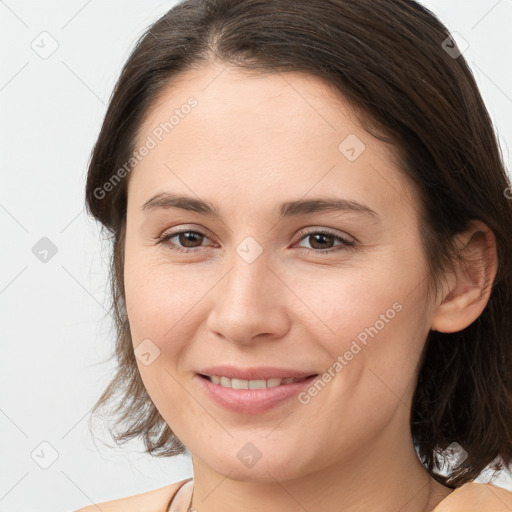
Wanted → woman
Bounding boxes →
[78,0,512,510]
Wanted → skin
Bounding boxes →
[123,62,497,512]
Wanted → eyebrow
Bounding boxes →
[141,192,380,222]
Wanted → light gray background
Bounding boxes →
[1,1,511,511]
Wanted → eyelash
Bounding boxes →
[157,228,356,255]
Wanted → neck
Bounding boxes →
[188,408,453,512]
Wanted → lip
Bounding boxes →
[197,365,317,381]
[194,373,319,415]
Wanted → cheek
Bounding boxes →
[299,254,431,406]
[123,257,198,417]
[287,252,424,342]
[124,253,198,343]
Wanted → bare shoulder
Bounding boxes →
[433,482,512,512]
[74,478,191,512]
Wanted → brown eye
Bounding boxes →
[158,229,212,253]
[295,230,355,254]
[306,233,335,250]
[176,231,206,248]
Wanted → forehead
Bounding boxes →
[128,63,415,218]
[136,63,365,147]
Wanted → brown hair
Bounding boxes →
[85,0,512,488]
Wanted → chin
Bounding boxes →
[195,444,312,483]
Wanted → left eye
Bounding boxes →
[295,231,355,253]
[157,229,356,254]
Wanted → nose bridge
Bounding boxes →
[206,242,289,343]
[223,243,273,308]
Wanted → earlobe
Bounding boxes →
[430,220,498,334]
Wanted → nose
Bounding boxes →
[206,251,291,346]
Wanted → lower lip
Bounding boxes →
[195,374,319,415]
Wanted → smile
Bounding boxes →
[201,374,314,389]
[195,373,319,414]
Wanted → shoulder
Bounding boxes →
[74,478,192,512]
[433,482,512,511]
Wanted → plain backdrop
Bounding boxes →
[1,1,511,510]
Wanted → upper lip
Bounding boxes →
[198,366,318,381]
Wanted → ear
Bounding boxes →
[430,220,498,333]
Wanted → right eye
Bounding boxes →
[157,229,214,253]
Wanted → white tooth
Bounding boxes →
[231,378,249,389]
[211,375,297,389]
[220,376,231,387]
[249,379,267,389]
[266,378,283,388]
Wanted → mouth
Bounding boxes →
[195,372,320,414]
[198,373,319,389]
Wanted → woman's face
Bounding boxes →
[123,63,436,482]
